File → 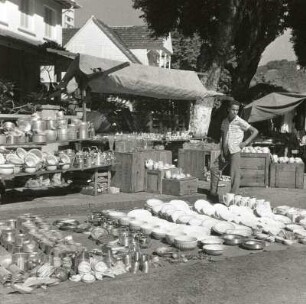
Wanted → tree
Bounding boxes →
[132,0,306,135]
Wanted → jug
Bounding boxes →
[222,193,235,206]
[234,195,242,205]
[248,197,257,209]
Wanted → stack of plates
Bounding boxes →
[212,222,235,235]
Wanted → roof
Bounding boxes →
[111,26,165,50]
[53,0,80,9]
[62,28,80,46]
[92,18,141,64]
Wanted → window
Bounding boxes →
[44,7,56,39]
[20,0,34,30]
[0,0,7,24]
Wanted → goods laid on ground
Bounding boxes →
[240,148,271,187]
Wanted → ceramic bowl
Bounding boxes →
[152,228,167,240]
[174,236,198,251]
[165,232,187,245]
[0,164,14,175]
[203,244,224,255]
[46,165,57,171]
[199,236,224,246]
[24,166,37,174]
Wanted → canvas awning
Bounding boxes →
[60,54,220,100]
[242,92,306,123]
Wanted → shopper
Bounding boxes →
[210,100,259,199]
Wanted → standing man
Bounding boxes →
[210,100,259,199]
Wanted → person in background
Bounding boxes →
[209,100,259,200]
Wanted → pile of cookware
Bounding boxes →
[0,111,96,144]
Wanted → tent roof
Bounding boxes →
[61,54,221,100]
[243,92,306,123]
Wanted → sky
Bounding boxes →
[75,0,145,27]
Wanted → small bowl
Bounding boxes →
[165,232,187,245]
[223,234,245,246]
[0,164,14,175]
[174,236,198,251]
[199,236,224,246]
[203,244,224,256]
[46,165,57,171]
[152,228,167,240]
[24,166,37,174]
[241,239,265,250]
[141,224,154,235]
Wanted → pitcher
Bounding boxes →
[222,193,235,206]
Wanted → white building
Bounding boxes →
[62,8,75,28]
[0,0,79,96]
[63,16,173,68]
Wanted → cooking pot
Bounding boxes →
[46,119,57,130]
[0,135,6,145]
[45,130,57,142]
[57,119,68,130]
[58,129,68,141]
[17,119,31,132]
[32,120,46,133]
[32,134,46,143]
[2,121,15,131]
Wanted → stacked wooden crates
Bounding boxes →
[178,148,220,180]
[240,153,270,187]
[111,150,172,192]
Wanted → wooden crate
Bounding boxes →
[178,149,220,180]
[111,150,172,192]
[269,163,304,189]
[240,153,270,187]
[162,178,198,196]
[145,168,180,194]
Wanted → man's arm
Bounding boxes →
[239,126,259,149]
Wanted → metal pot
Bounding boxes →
[46,119,57,130]
[45,130,57,142]
[57,129,68,141]
[6,135,15,144]
[32,119,46,133]
[2,121,15,131]
[57,119,68,130]
[79,123,88,140]
[32,134,46,143]
[0,135,6,144]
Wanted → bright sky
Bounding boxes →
[75,0,145,27]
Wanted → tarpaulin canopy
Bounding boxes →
[242,92,306,123]
[60,54,220,100]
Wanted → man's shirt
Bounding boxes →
[221,116,251,154]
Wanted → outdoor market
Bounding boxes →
[1,1,306,303]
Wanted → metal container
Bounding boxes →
[0,135,6,144]
[79,122,88,140]
[57,119,68,130]
[15,233,27,247]
[6,219,17,229]
[46,119,57,130]
[6,135,15,144]
[32,134,46,143]
[45,130,57,142]
[12,253,29,272]
[32,119,46,133]
[57,129,68,141]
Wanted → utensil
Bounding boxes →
[222,234,245,246]
[203,244,224,255]
[241,239,265,250]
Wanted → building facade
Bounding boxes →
[0,0,79,97]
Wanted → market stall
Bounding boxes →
[59,54,221,193]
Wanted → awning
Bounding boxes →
[60,54,221,100]
[242,92,306,123]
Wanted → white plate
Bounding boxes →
[188,218,203,226]
[201,218,219,229]
[127,209,152,219]
[202,204,215,217]
[286,224,304,232]
[168,200,190,211]
[194,199,211,213]
[160,204,176,215]
[177,215,193,224]
[273,214,292,224]
[146,198,164,208]
[213,222,235,235]
[170,210,187,223]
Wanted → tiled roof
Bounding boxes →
[62,28,80,46]
[111,26,164,50]
[91,17,141,64]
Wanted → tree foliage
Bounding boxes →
[133,0,306,98]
